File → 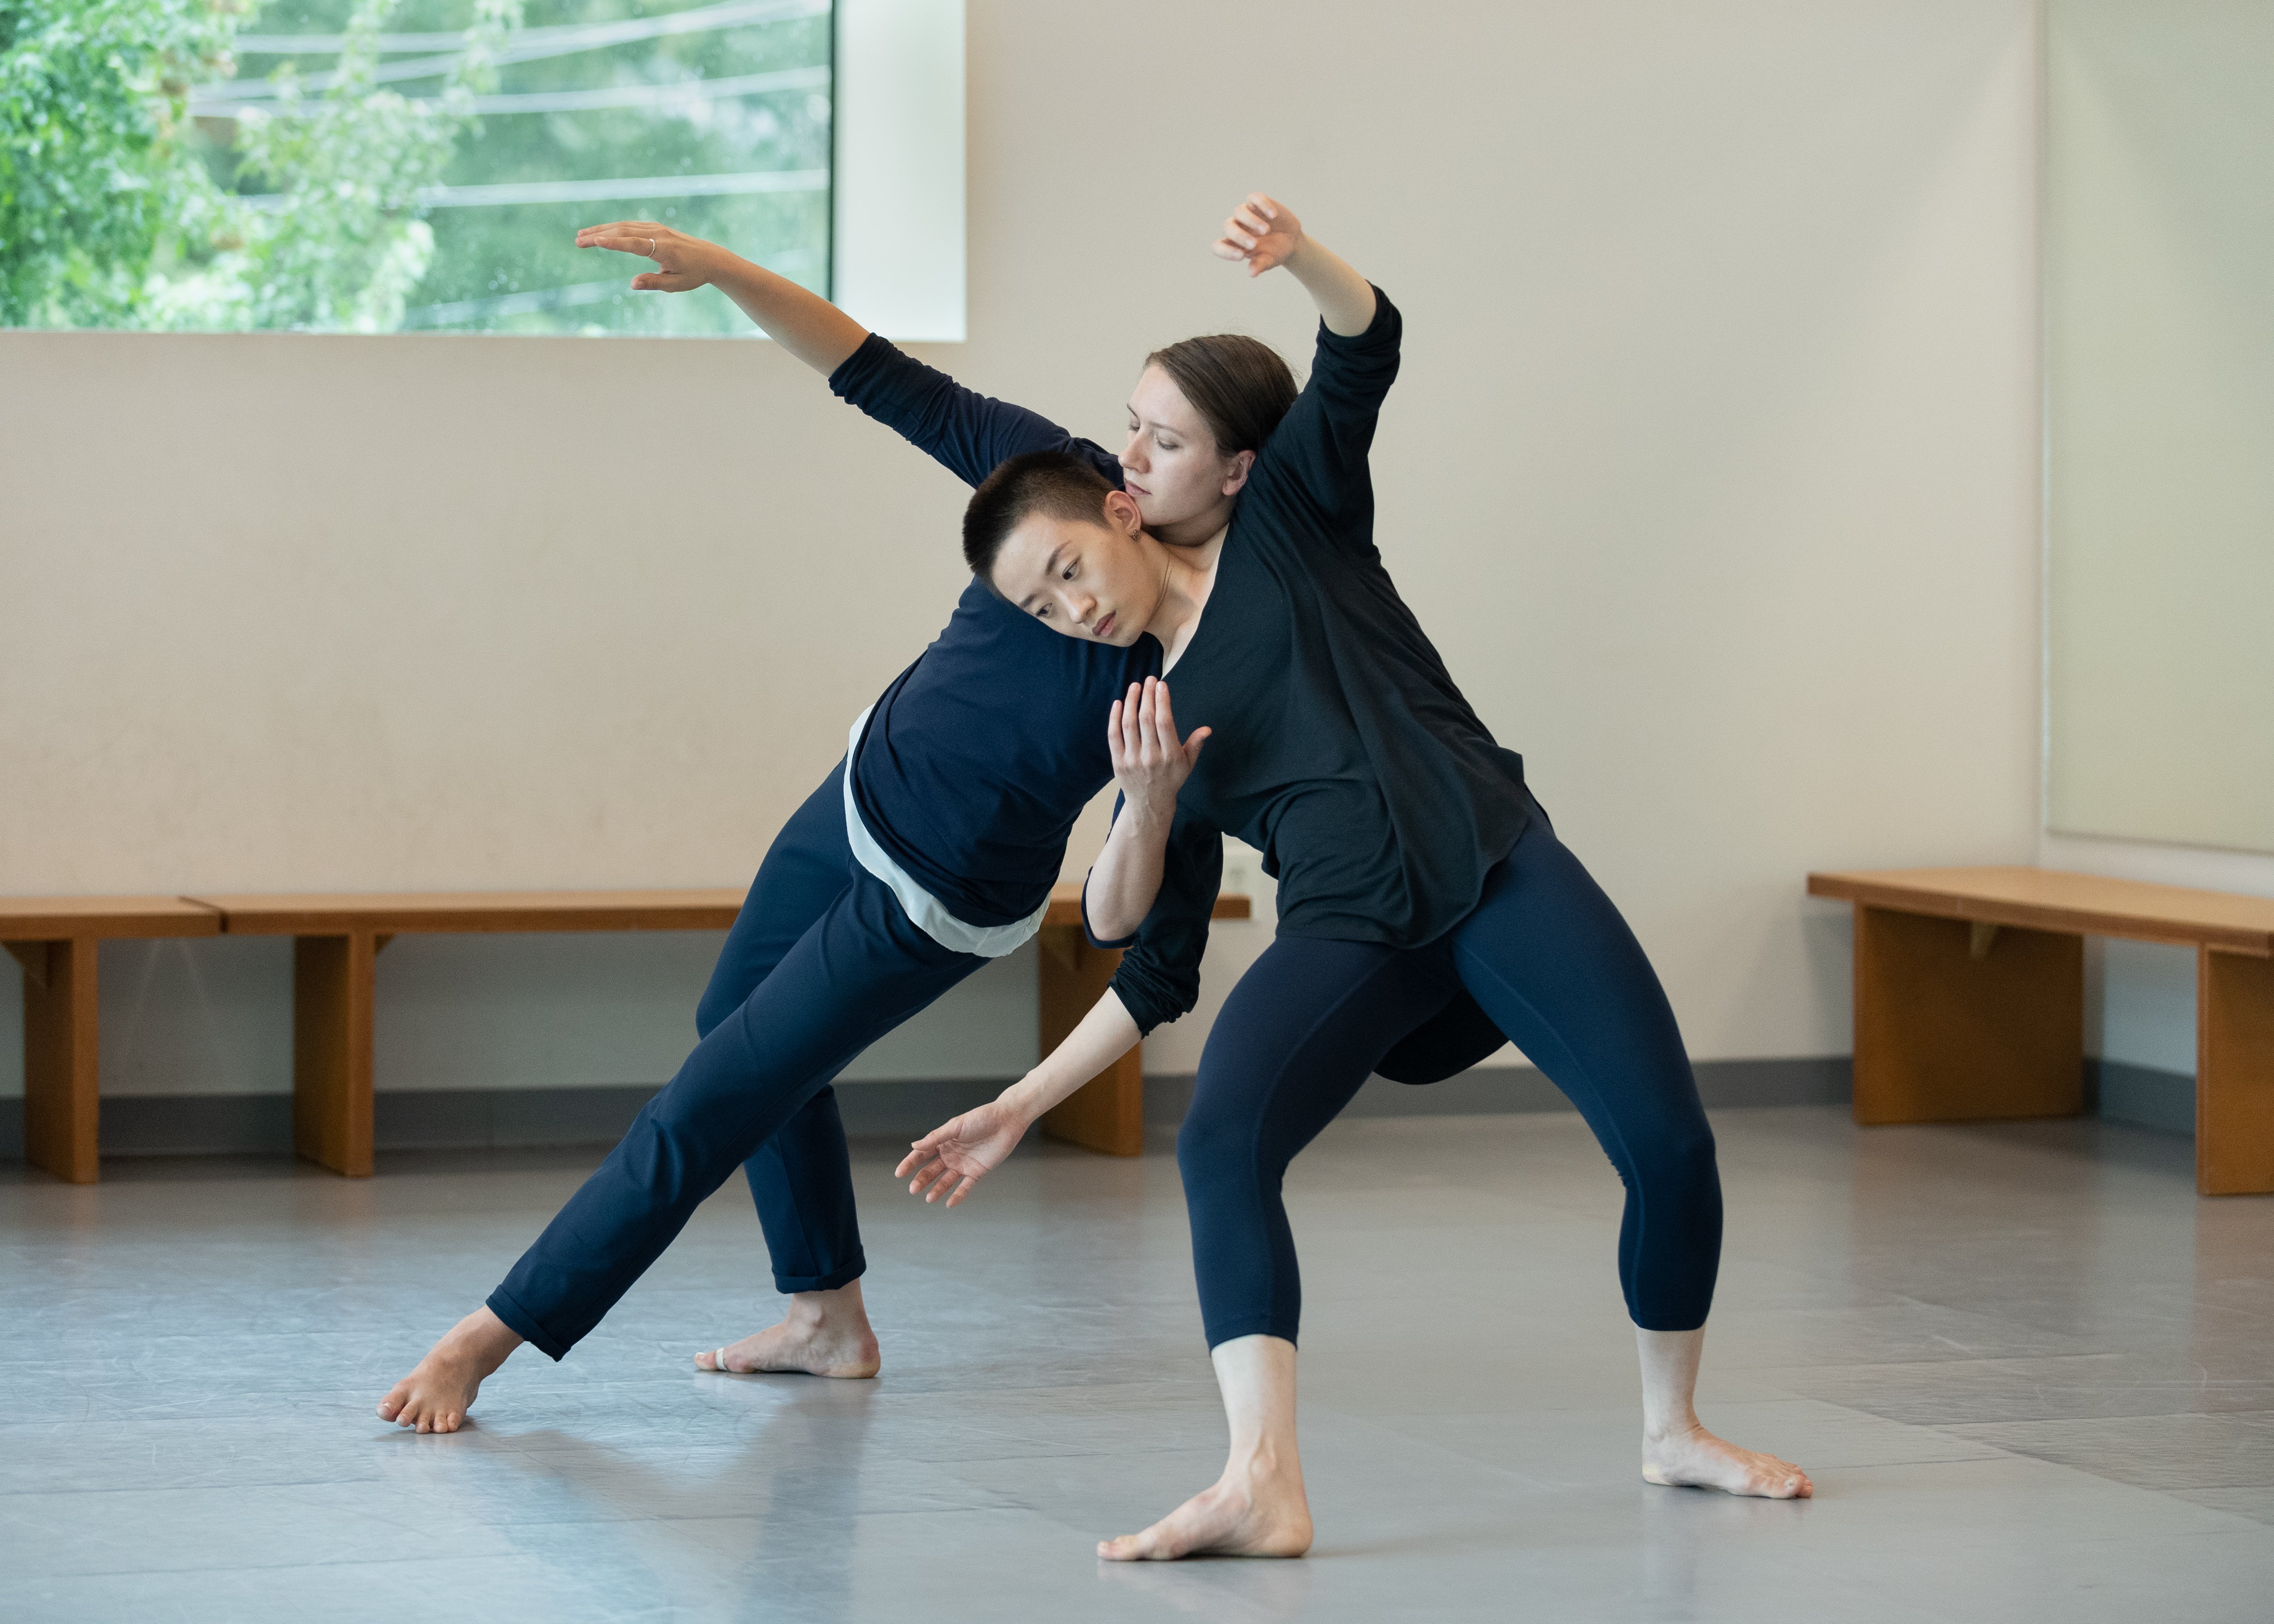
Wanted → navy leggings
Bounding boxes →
[488,765,982,1360]
[1180,817,1721,1348]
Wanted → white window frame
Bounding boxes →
[831,0,965,342]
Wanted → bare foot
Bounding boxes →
[1643,1423,1813,1498]
[1098,1463,1313,1561]
[694,1280,880,1379]
[377,1306,523,1434]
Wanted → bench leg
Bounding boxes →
[12,939,100,1184]
[1852,904,2083,1125]
[294,933,378,1177]
[2198,948,2274,1196]
[1036,924,1144,1157]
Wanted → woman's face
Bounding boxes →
[989,489,1158,646]
[1120,364,1253,532]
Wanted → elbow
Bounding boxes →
[1086,905,1143,948]
[1080,877,1145,949]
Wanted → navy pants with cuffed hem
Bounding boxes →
[1178,814,1720,1350]
[487,765,981,1361]
[695,766,877,1296]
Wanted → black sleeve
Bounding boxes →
[1236,287,1402,540]
[1084,804,1223,1037]
[827,333,1123,489]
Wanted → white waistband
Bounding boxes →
[842,706,1050,959]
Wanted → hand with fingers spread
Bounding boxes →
[1209,190,1376,336]
[1212,193,1305,277]
[574,221,866,371]
[895,1099,1031,1208]
[1109,676,1211,822]
[574,220,723,294]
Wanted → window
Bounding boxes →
[0,0,834,334]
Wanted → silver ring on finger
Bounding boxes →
[647,236,658,257]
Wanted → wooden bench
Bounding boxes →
[151,882,1251,1178]
[1807,866,2274,1195]
[2,897,224,1184]
[1036,881,1254,1158]
[181,890,749,1178]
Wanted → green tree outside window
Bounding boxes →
[0,0,830,334]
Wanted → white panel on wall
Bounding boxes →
[832,0,965,340]
[2047,0,2274,854]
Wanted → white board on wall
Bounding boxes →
[2046,0,2274,855]
[832,0,965,341]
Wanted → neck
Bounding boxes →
[1151,495,1235,550]
[1139,536,1212,657]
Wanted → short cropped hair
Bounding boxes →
[962,450,1117,583]
[1145,333,1297,456]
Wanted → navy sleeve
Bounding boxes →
[1238,286,1402,541]
[827,333,1123,489]
[1087,805,1223,1037]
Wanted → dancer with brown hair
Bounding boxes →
[898,193,1811,1557]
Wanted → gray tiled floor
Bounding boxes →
[4,1106,2271,1622]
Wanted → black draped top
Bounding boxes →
[1160,289,1532,948]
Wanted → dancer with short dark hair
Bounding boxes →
[899,194,1811,1558]
[378,220,1496,1431]
[374,230,1263,1429]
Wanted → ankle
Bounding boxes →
[443,1307,520,1364]
[1643,1416,1706,1447]
[1225,1439,1300,1487]
[785,1281,868,1331]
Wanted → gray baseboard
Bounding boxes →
[1143,1054,1853,1125]
[373,1080,1012,1150]
[5,1055,2198,1163]
[0,1078,1026,1163]
[2084,1058,2195,1137]
[0,1056,1874,1164]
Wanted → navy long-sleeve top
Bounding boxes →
[1159,291,1534,947]
[827,336,1219,1033]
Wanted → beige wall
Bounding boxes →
[0,0,2044,1101]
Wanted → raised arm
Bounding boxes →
[576,221,865,374]
[1213,194,1376,336]
[1207,195,1400,537]
[577,222,1113,490]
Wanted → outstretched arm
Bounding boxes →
[1213,194,1376,336]
[894,793,1223,1208]
[894,990,1142,1206]
[577,222,1113,491]
[1208,192,1399,539]
[576,221,866,374]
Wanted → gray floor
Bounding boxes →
[4,1106,2271,1623]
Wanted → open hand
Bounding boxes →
[574,220,717,292]
[1110,677,1210,818]
[895,1099,1030,1207]
[1211,193,1305,277]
